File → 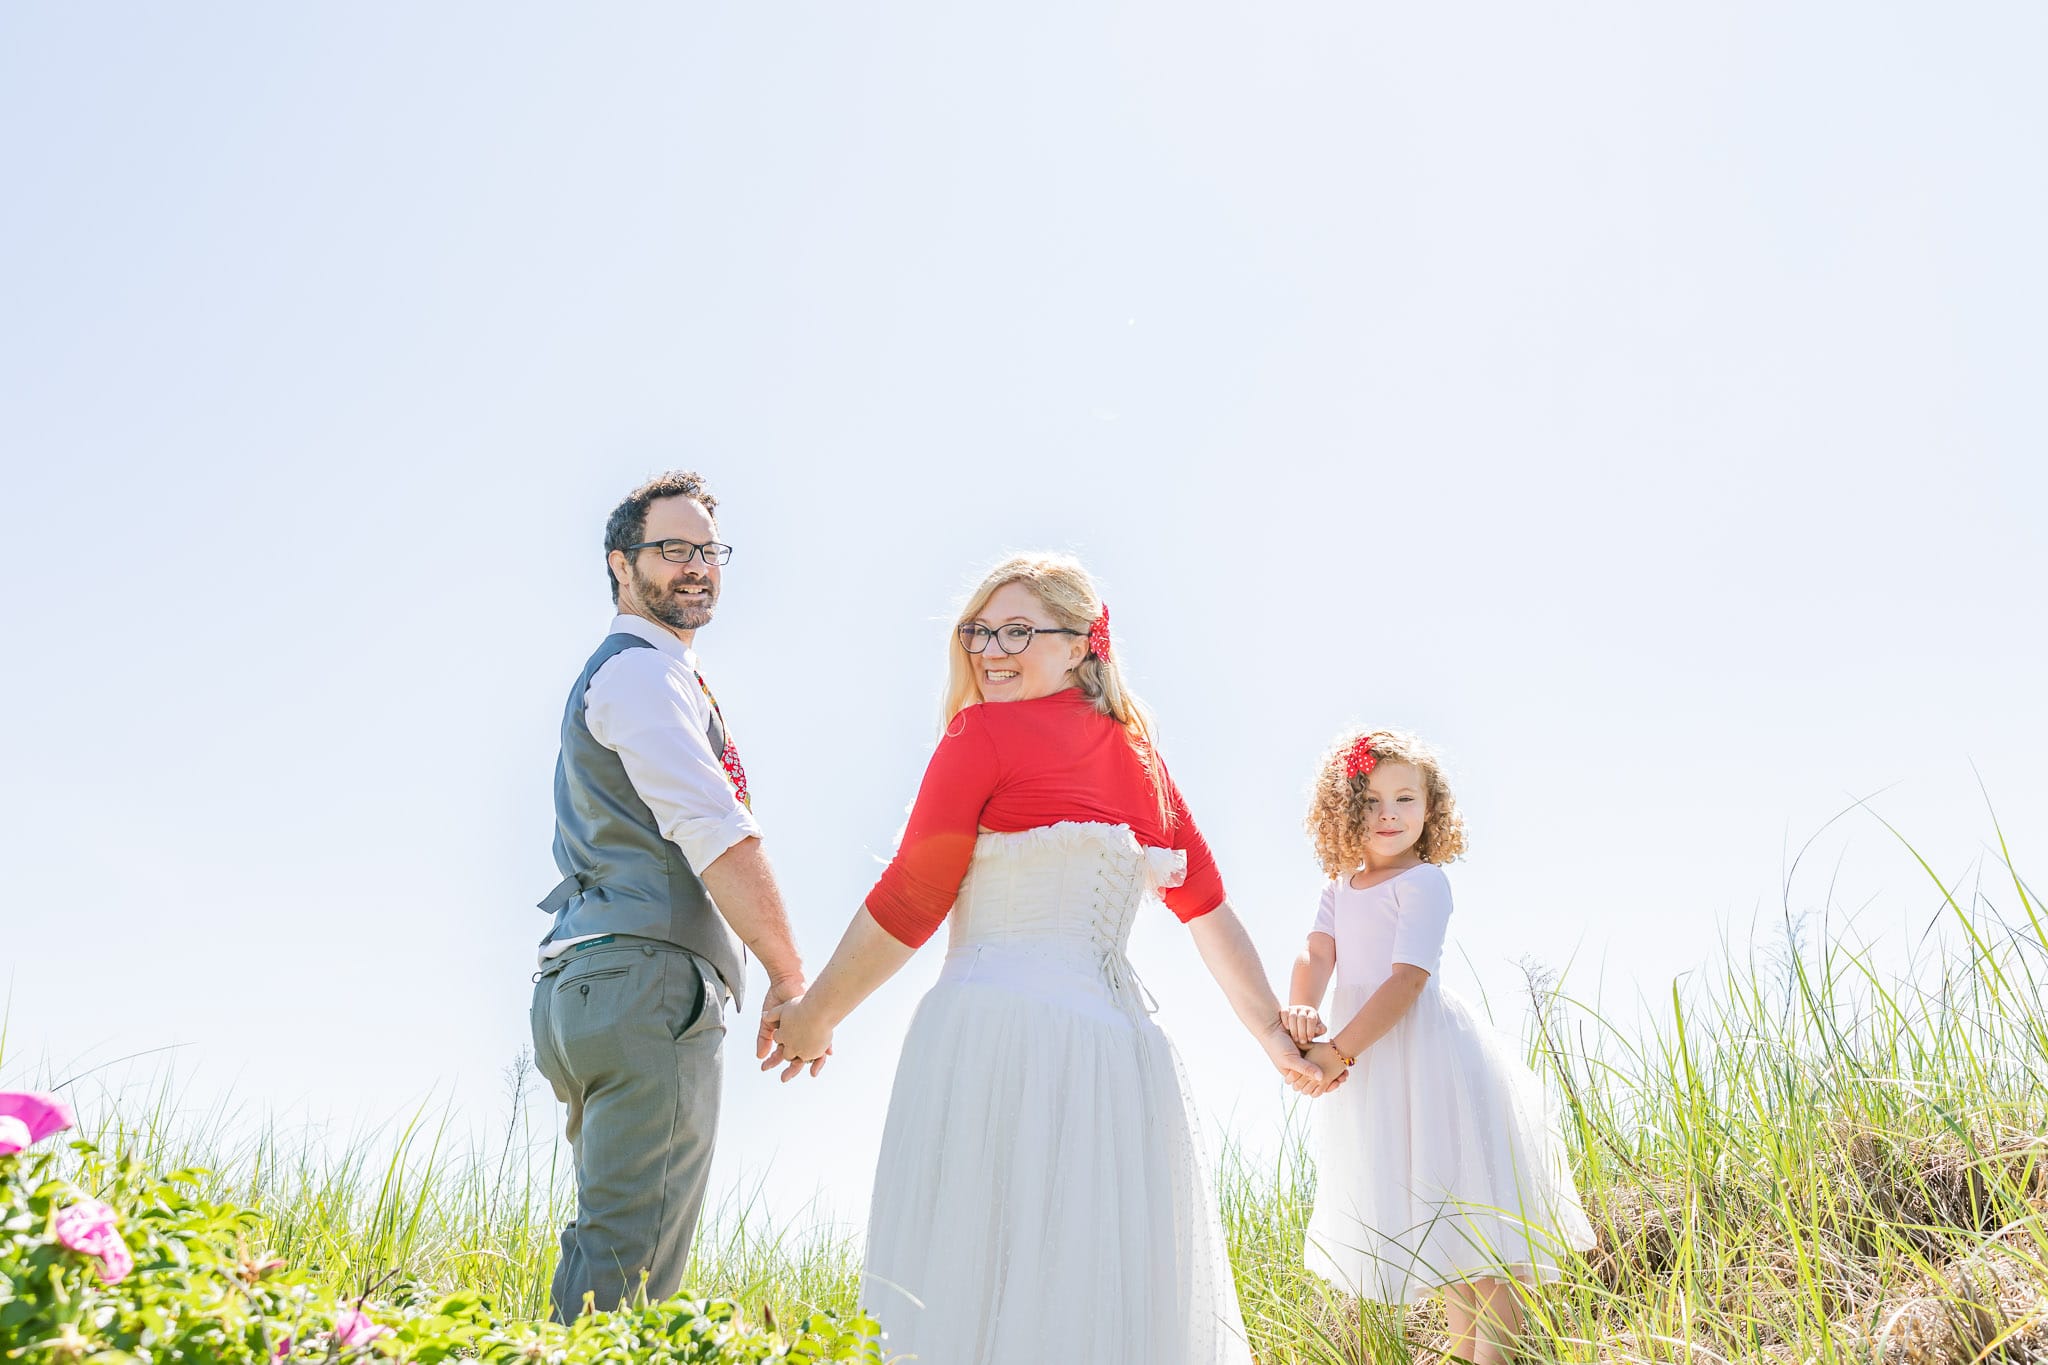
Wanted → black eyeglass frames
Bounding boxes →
[956,623,1087,655]
[623,538,733,566]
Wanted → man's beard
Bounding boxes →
[633,566,718,632]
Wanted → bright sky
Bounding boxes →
[3,5,2042,1229]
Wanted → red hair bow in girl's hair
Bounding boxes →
[1343,735,1378,780]
[1087,605,1112,661]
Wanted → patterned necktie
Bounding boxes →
[693,668,751,808]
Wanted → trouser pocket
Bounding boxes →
[548,948,659,1080]
[556,966,629,992]
[668,952,727,1043]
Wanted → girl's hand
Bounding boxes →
[1301,1041,1351,1087]
[1279,1005,1325,1048]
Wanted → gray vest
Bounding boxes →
[538,633,748,1007]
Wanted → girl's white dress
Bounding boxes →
[862,822,1252,1365]
[1305,864,1594,1303]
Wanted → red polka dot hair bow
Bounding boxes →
[1343,735,1378,780]
[1087,605,1112,661]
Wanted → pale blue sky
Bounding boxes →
[3,4,2042,1222]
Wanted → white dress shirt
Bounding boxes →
[541,613,762,961]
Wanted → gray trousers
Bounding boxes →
[530,937,727,1320]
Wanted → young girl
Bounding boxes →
[1285,728,1593,1365]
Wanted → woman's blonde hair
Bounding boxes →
[942,553,1169,823]
[1305,727,1468,877]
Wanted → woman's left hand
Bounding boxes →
[1259,1021,1325,1093]
[760,996,834,1082]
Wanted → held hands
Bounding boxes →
[755,975,806,1064]
[756,976,832,1083]
[1273,1008,1350,1099]
[1300,1041,1350,1090]
[1260,1020,1333,1095]
[758,992,834,1083]
[1288,1047,1350,1098]
[1279,1005,1325,1049]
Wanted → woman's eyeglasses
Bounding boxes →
[956,623,1086,655]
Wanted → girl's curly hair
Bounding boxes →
[1306,727,1468,877]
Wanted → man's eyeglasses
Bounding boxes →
[956,623,1086,655]
[624,538,733,566]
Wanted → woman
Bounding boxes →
[763,554,1337,1365]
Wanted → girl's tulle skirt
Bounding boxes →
[1306,983,1596,1303]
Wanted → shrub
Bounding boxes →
[0,1142,882,1365]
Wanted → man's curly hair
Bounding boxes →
[1305,727,1468,877]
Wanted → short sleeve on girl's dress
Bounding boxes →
[1390,866,1454,975]
[1311,881,1338,939]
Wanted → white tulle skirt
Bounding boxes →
[862,945,1252,1365]
[1306,984,1596,1304]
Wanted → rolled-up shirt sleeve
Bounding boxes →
[866,711,1001,947]
[585,650,761,874]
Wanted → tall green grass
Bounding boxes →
[15,828,2044,1362]
[1222,823,2048,1364]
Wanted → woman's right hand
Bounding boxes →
[1279,1005,1325,1048]
[1258,1020,1325,1092]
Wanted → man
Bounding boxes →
[530,470,814,1320]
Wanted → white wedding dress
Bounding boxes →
[861,821,1252,1365]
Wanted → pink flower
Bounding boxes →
[335,1310,388,1351]
[53,1199,134,1285]
[97,1237,135,1284]
[0,1092,74,1155]
[273,1335,295,1360]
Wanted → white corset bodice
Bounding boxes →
[940,821,1186,1015]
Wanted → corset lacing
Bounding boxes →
[944,822,1186,1021]
[1089,853,1159,1018]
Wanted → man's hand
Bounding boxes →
[1279,1004,1325,1049]
[755,974,807,1063]
[759,995,833,1083]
